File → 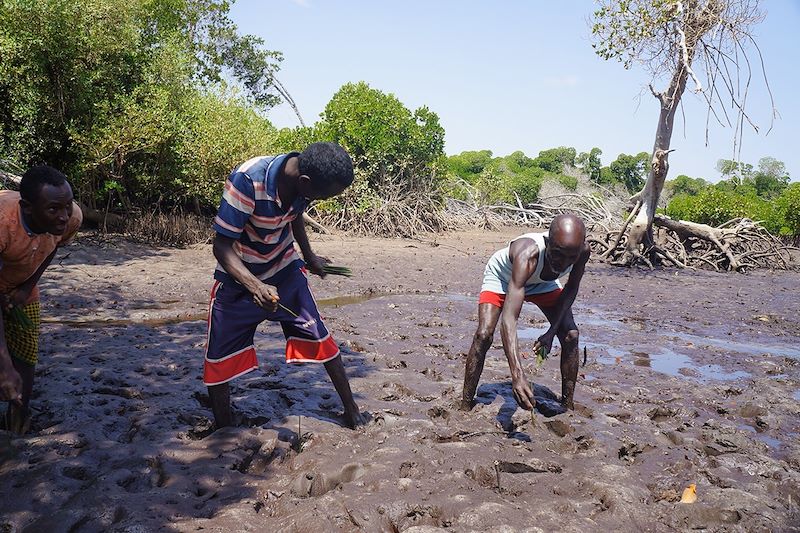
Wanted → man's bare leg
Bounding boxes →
[541,306,579,409]
[558,328,579,409]
[324,355,365,429]
[208,382,233,429]
[460,303,501,411]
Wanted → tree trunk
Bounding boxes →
[621,62,690,265]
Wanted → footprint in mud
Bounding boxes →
[290,462,367,498]
[232,437,279,475]
[648,405,680,422]
[427,406,450,420]
[399,461,423,479]
[421,366,443,382]
[380,382,416,401]
[183,417,214,440]
[112,456,170,493]
[62,465,95,481]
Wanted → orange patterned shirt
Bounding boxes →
[0,190,82,301]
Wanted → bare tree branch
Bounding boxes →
[272,76,306,127]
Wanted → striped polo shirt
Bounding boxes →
[212,153,308,284]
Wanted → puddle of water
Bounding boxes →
[794,390,800,402]
[42,313,207,328]
[583,341,751,383]
[317,291,402,307]
[43,290,445,328]
[670,332,800,360]
[317,290,473,307]
[518,327,540,341]
[738,424,783,449]
[578,314,625,331]
[649,349,751,382]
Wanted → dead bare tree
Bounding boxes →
[272,76,306,127]
[592,0,775,268]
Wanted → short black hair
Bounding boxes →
[298,142,354,191]
[20,165,68,202]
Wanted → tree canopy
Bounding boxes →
[0,0,281,210]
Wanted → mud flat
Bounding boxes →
[1,228,799,531]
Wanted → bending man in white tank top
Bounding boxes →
[460,214,590,412]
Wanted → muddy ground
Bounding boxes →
[1,227,799,532]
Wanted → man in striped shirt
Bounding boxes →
[205,142,365,429]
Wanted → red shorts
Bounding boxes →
[478,289,562,309]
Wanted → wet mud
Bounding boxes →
[1,228,799,531]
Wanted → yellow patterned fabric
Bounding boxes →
[3,300,41,365]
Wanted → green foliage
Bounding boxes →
[666,157,796,235]
[556,173,578,191]
[776,183,800,235]
[445,148,583,206]
[577,147,602,182]
[0,0,282,212]
[176,87,277,208]
[591,0,676,70]
[666,187,771,228]
[591,151,649,193]
[752,156,789,199]
[716,159,753,180]
[445,150,494,184]
[316,82,445,183]
[607,152,649,193]
[274,82,447,230]
[666,174,709,196]
[533,147,576,173]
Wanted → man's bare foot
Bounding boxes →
[560,397,575,410]
[4,404,31,436]
[343,408,367,429]
[459,399,475,412]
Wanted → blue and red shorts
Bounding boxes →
[478,289,562,309]
[203,268,339,386]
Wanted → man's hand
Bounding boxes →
[251,283,280,312]
[306,254,330,278]
[511,377,536,411]
[0,362,22,403]
[531,331,556,359]
[0,288,31,311]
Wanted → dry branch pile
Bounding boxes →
[591,214,800,272]
[442,179,623,234]
[309,188,455,238]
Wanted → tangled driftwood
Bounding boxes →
[591,215,800,272]
[443,175,798,272]
[443,178,622,234]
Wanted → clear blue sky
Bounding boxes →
[229,1,799,182]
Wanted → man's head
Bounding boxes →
[546,214,586,272]
[297,142,354,201]
[19,165,74,235]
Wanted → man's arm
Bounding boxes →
[291,216,327,277]
[500,239,539,410]
[5,249,57,307]
[533,242,591,354]
[213,234,279,311]
[0,249,58,402]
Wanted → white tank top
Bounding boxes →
[481,232,573,295]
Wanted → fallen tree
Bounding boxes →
[590,214,799,271]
